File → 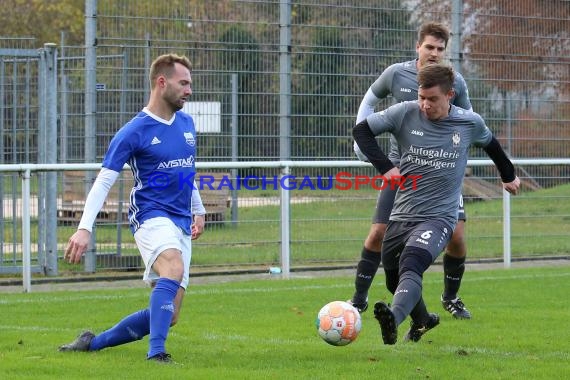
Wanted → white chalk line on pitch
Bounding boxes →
[1,270,568,305]
[188,270,570,296]
[0,293,142,305]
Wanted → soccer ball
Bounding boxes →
[316,301,362,346]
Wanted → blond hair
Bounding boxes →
[149,54,192,88]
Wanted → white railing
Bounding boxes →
[2,158,569,292]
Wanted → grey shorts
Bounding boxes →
[373,187,466,224]
[380,219,453,271]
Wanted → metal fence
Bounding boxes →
[4,158,570,292]
[1,0,569,280]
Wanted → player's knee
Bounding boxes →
[451,221,466,242]
[445,222,466,257]
[163,268,184,283]
[154,251,185,282]
[447,234,466,258]
[369,223,387,241]
[166,263,185,283]
[399,246,433,277]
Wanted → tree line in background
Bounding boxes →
[1,0,568,168]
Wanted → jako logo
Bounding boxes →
[411,130,424,136]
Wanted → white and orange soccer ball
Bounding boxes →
[316,300,362,346]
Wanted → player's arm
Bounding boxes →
[353,120,395,175]
[64,168,119,263]
[482,136,520,195]
[191,180,206,240]
[354,66,395,161]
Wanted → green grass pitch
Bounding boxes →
[0,265,569,379]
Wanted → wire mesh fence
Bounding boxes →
[1,0,569,278]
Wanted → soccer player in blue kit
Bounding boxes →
[353,64,520,344]
[350,22,475,320]
[59,54,206,362]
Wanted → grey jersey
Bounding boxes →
[366,102,492,227]
[363,60,472,164]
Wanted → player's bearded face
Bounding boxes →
[164,65,192,111]
[164,84,186,111]
[418,86,453,120]
[416,35,447,68]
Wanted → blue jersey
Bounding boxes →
[102,108,197,234]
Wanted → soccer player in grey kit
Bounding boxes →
[353,64,520,344]
[350,22,474,320]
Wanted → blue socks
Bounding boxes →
[147,278,180,358]
[89,309,150,351]
[83,277,180,356]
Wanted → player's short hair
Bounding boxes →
[417,64,454,93]
[418,22,450,47]
[149,54,192,88]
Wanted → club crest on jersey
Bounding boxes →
[452,131,461,148]
[184,132,195,146]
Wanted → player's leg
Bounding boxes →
[374,220,451,344]
[133,217,187,361]
[63,285,187,354]
[146,249,182,361]
[83,309,151,352]
[381,242,434,343]
[381,242,429,328]
[168,233,192,327]
[58,217,184,355]
[350,187,396,312]
[441,195,471,319]
[350,223,385,312]
[372,220,405,344]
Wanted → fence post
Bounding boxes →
[503,190,512,268]
[22,169,31,292]
[44,43,59,276]
[279,0,291,161]
[231,73,239,226]
[280,164,291,278]
[450,0,464,73]
[279,1,292,278]
[84,0,98,273]
[60,32,68,163]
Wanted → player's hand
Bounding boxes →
[382,166,401,180]
[64,229,91,264]
[191,214,205,240]
[503,176,520,195]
